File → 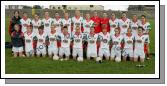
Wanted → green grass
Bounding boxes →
[5,17,155,74]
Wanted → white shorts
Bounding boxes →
[98,48,110,57]
[134,49,145,59]
[122,48,133,57]
[48,47,58,56]
[12,46,23,52]
[36,45,46,55]
[73,48,83,57]
[25,46,34,53]
[110,48,121,58]
[144,35,150,44]
[59,47,70,57]
[87,47,97,57]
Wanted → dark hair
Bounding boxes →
[38,25,44,30]
[34,13,40,16]
[141,15,146,18]
[14,10,19,14]
[138,26,143,30]
[63,26,67,29]
[23,12,27,15]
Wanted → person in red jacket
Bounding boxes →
[101,12,110,32]
[91,11,101,33]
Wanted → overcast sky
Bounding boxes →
[42,5,129,11]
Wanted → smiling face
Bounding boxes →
[27,26,32,32]
[115,28,119,35]
[132,15,138,21]
[103,13,107,18]
[138,28,143,34]
[127,28,132,34]
[90,27,95,33]
[111,13,115,19]
[34,14,39,20]
[75,10,80,17]
[14,24,20,31]
[93,11,98,17]
[23,13,28,18]
[51,25,55,32]
[64,13,69,19]
[85,13,90,20]
[141,16,146,23]
[122,13,126,18]
[55,13,59,18]
[44,12,49,18]
[14,11,19,18]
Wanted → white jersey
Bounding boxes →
[111,34,123,49]
[87,33,98,49]
[24,32,35,52]
[59,33,71,48]
[53,18,62,34]
[31,19,42,35]
[98,32,110,49]
[139,22,151,34]
[72,33,83,48]
[82,19,94,33]
[20,18,31,33]
[42,18,53,35]
[129,20,140,36]
[119,18,130,35]
[123,34,134,50]
[109,18,119,35]
[72,16,83,32]
[36,32,47,49]
[134,34,147,50]
[62,18,72,34]
[48,32,58,48]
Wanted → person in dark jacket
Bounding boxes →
[11,24,24,57]
[8,10,21,36]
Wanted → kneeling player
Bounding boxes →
[87,27,98,60]
[36,25,47,57]
[24,25,35,57]
[122,28,134,61]
[110,28,123,62]
[48,25,59,58]
[59,26,71,60]
[98,28,110,60]
[72,26,83,61]
[134,27,148,64]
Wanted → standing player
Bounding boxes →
[11,24,24,57]
[42,11,53,36]
[119,12,130,36]
[139,15,151,60]
[53,12,62,34]
[82,13,94,34]
[31,13,42,35]
[59,26,71,60]
[91,11,101,33]
[20,12,31,33]
[129,14,140,36]
[36,25,47,57]
[72,26,83,61]
[72,10,83,33]
[101,12,110,32]
[24,25,35,57]
[62,12,72,34]
[98,28,110,61]
[110,28,123,62]
[109,13,119,36]
[134,27,148,66]
[47,25,59,58]
[122,28,134,61]
[86,27,98,60]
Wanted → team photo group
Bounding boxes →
[9,9,151,64]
